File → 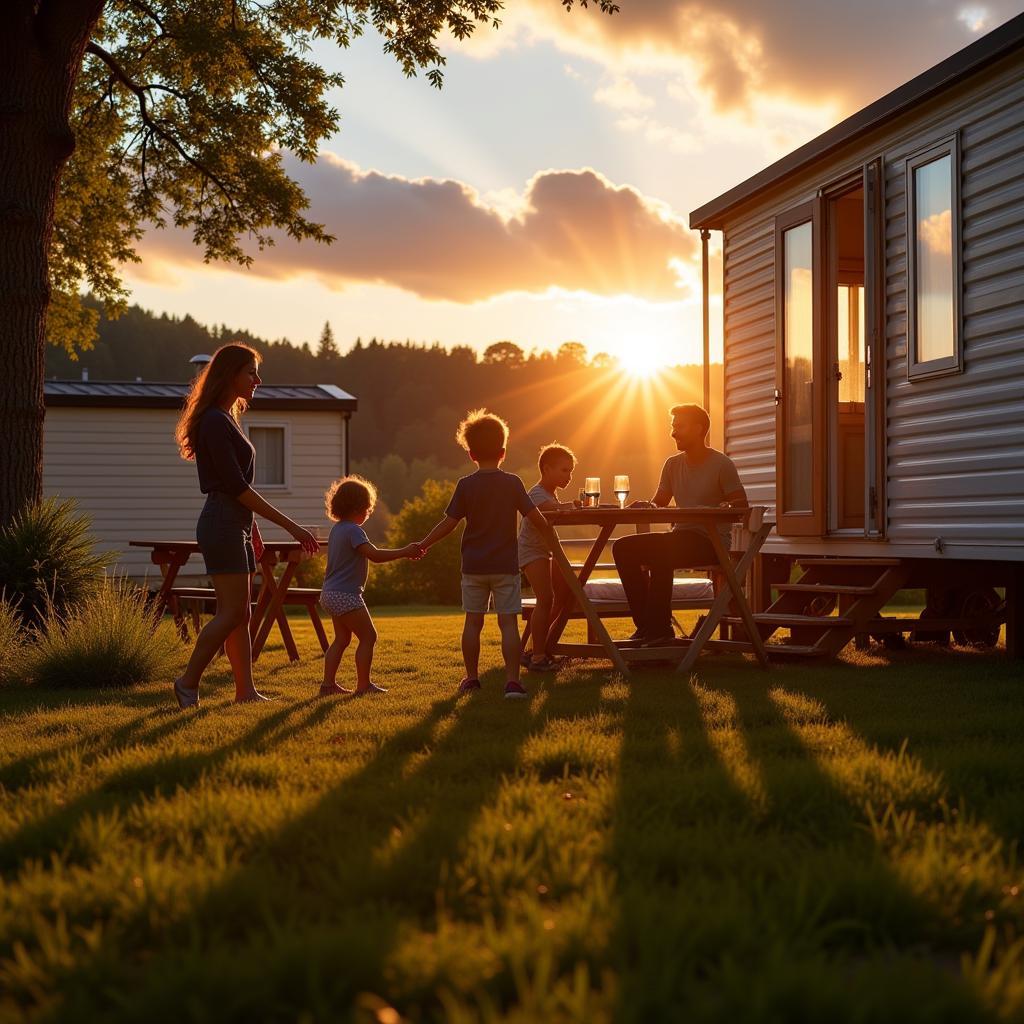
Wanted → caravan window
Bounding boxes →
[906,136,962,378]
[247,424,289,488]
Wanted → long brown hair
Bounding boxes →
[176,343,261,460]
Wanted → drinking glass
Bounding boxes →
[584,477,601,508]
[613,475,630,509]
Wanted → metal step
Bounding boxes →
[797,557,902,568]
[776,583,877,596]
[724,613,854,628]
[764,643,827,658]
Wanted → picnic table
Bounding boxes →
[542,506,773,675]
[129,538,326,662]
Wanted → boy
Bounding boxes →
[518,443,578,672]
[418,409,557,698]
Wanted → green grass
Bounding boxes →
[1,610,1023,1023]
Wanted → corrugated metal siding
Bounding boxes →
[882,61,1024,552]
[43,407,346,581]
[719,51,1024,559]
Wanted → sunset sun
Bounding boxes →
[619,339,675,379]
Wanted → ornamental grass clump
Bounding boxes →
[28,581,179,689]
[0,593,26,686]
[0,498,113,628]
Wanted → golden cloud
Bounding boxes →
[483,0,1020,113]
[136,155,696,302]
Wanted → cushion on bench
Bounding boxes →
[583,576,714,604]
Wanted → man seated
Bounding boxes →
[612,403,747,645]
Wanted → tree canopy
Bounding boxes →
[1,0,618,523]
[47,0,620,354]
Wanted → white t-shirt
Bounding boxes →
[658,449,742,542]
[517,483,555,568]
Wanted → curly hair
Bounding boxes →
[176,343,260,460]
[325,475,377,522]
[455,408,509,459]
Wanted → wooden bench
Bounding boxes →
[166,584,329,656]
[521,508,766,648]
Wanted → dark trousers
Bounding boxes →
[611,530,716,635]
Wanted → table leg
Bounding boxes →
[547,524,615,648]
[252,555,300,661]
[150,551,190,637]
[548,531,630,677]
[249,555,276,643]
[677,526,771,674]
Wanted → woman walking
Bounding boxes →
[172,343,319,707]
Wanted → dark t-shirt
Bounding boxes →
[195,407,255,496]
[445,469,536,574]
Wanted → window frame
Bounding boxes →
[245,420,291,491]
[905,132,963,381]
[774,199,826,537]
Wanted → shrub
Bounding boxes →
[28,580,180,689]
[0,498,113,628]
[0,594,26,686]
[293,552,327,589]
[365,479,462,605]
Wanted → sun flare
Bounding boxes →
[619,344,669,379]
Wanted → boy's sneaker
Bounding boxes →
[526,656,559,672]
[458,677,482,694]
[504,680,529,700]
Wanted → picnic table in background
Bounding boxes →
[541,506,773,676]
[128,538,328,662]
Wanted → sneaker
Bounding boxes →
[458,677,482,693]
[624,628,649,643]
[504,680,529,700]
[173,678,199,709]
[519,650,532,668]
[526,656,559,672]
[641,631,677,647]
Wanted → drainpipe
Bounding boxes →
[700,228,711,414]
[343,412,350,475]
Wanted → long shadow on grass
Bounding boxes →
[787,647,1024,845]
[606,671,755,1023]
[604,667,999,1022]
[16,672,607,1021]
[0,696,339,873]
[711,676,993,1021]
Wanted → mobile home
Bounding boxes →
[689,14,1024,657]
[43,379,357,582]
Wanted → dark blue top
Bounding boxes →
[195,407,255,497]
[445,469,535,574]
[323,520,371,594]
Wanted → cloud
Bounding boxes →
[136,154,696,302]
[457,0,1020,115]
[919,209,953,257]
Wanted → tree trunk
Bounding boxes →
[0,4,101,527]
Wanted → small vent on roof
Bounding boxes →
[189,354,212,376]
[81,368,89,382]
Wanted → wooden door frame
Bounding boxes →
[774,199,825,537]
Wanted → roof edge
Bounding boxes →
[689,11,1024,229]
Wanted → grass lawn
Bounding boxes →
[1,608,1023,1023]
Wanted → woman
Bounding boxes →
[172,343,319,707]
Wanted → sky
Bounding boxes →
[123,0,1020,370]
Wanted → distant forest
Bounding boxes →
[46,300,723,520]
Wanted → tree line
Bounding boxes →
[47,300,723,514]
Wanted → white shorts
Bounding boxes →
[320,591,367,616]
[461,573,522,615]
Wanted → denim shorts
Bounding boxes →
[461,573,522,615]
[196,491,256,575]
